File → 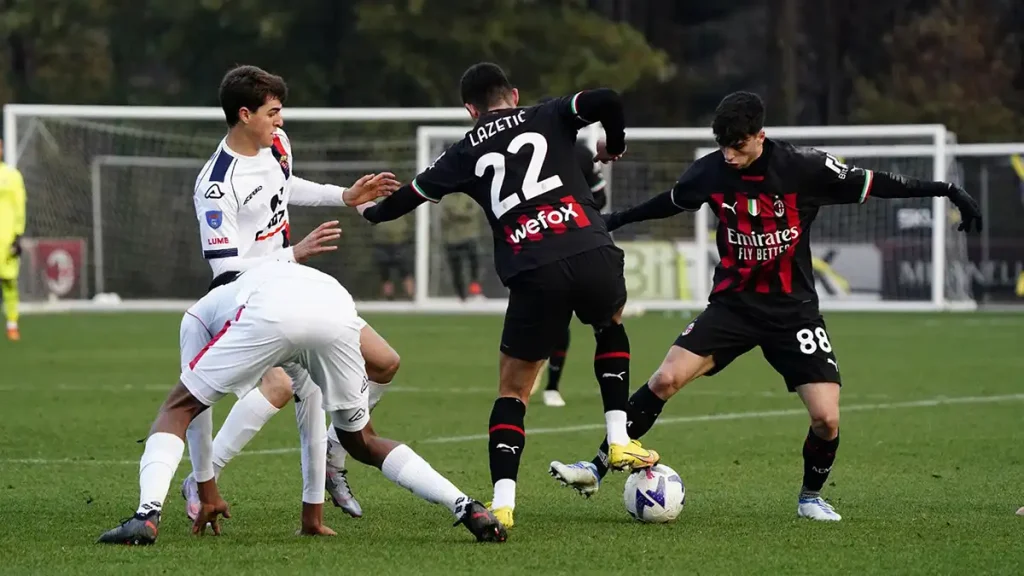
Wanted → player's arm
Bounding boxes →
[290,173,400,207]
[803,149,982,232]
[603,159,710,232]
[359,147,467,224]
[9,170,25,256]
[195,183,295,277]
[553,89,626,156]
[576,143,608,209]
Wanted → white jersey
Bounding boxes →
[193,129,349,278]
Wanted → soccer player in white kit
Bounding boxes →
[182,64,401,524]
[97,261,507,545]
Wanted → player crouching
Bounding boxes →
[98,261,506,545]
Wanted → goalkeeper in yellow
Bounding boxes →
[0,139,25,341]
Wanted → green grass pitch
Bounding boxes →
[1,311,1022,575]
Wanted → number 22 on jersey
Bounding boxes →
[475,132,564,219]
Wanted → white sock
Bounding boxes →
[6,321,16,330]
[381,444,469,518]
[212,389,279,471]
[605,410,629,446]
[137,432,185,515]
[295,386,327,504]
[492,479,516,511]
[186,408,215,482]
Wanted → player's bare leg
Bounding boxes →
[100,382,224,545]
[331,413,506,542]
[795,382,842,521]
[325,323,400,517]
[551,345,714,496]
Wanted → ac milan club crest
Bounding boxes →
[773,196,786,217]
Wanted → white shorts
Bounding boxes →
[181,279,369,431]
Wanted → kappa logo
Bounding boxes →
[722,202,737,214]
[204,184,225,199]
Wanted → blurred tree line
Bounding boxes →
[1,0,1022,141]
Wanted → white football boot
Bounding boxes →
[549,461,601,497]
[181,473,201,522]
[797,496,842,521]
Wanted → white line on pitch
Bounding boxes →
[4,392,1021,466]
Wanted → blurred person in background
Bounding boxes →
[372,215,415,300]
[0,139,26,341]
[442,193,484,300]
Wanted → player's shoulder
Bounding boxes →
[273,128,292,153]
[194,141,237,199]
[686,148,725,180]
[769,138,827,172]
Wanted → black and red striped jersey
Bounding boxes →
[670,138,875,326]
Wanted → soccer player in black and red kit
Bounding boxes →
[550,91,982,521]
[357,63,660,529]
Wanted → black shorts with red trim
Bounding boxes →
[674,302,842,391]
[500,246,626,361]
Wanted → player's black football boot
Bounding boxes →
[453,500,507,543]
[97,510,160,545]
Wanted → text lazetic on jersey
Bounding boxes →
[505,196,591,252]
[726,226,800,261]
[469,110,528,147]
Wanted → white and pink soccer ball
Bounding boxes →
[623,464,686,523]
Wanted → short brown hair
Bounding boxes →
[218,65,288,126]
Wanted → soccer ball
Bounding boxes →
[623,464,686,523]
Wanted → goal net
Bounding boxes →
[3,105,467,310]
[418,123,977,312]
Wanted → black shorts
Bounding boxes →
[373,244,412,282]
[501,246,626,361]
[674,302,841,391]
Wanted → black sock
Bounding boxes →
[546,329,570,391]
[488,397,527,484]
[801,427,839,495]
[592,383,666,477]
[593,322,630,413]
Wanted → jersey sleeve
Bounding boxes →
[549,89,626,154]
[362,145,470,223]
[11,170,25,236]
[575,143,606,193]
[798,147,876,207]
[290,176,347,206]
[606,157,711,230]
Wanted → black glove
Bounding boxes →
[946,184,982,232]
[10,235,22,257]
[601,211,623,232]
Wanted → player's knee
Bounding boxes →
[259,368,294,408]
[369,350,400,384]
[809,410,840,440]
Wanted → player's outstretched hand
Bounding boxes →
[343,173,401,207]
[602,211,624,232]
[293,220,343,263]
[946,184,982,232]
[593,140,626,164]
[192,498,231,536]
